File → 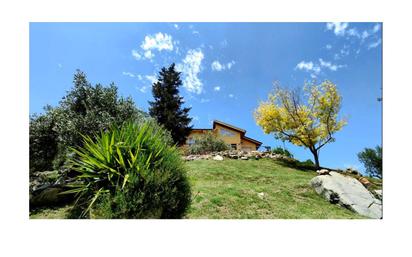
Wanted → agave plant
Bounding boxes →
[63,120,191,218]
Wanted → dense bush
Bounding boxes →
[29,106,59,173]
[358,145,382,178]
[29,70,146,172]
[188,132,229,155]
[65,121,191,219]
[276,158,316,171]
[272,147,294,158]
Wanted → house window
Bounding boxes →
[231,144,237,150]
[187,138,195,146]
[220,128,236,137]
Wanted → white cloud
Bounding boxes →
[368,39,382,49]
[228,94,234,98]
[176,49,204,94]
[361,30,370,40]
[200,98,210,103]
[334,45,350,60]
[220,39,228,48]
[296,61,318,73]
[173,24,179,30]
[145,75,158,84]
[211,60,236,71]
[326,44,332,50]
[373,23,381,33]
[143,50,155,59]
[326,23,381,53]
[139,86,148,93]
[319,58,345,71]
[132,32,175,60]
[326,22,348,36]
[211,61,224,71]
[57,63,62,68]
[192,30,200,35]
[346,28,370,40]
[141,32,174,52]
[213,86,221,91]
[122,71,135,78]
[296,59,344,77]
[135,74,158,93]
[227,61,235,69]
[131,50,142,60]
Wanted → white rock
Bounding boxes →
[213,155,224,161]
[310,172,382,219]
[257,192,265,199]
[374,190,383,200]
[316,169,330,175]
[240,156,249,160]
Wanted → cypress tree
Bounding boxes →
[149,63,192,145]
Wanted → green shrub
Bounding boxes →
[29,70,147,172]
[276,158,316,171]
[65,120,191,219]
[188,132,229,155]
[358,145,382,178]
[272,147,294,158]
[301,159,315,167]
[30,107,59,173]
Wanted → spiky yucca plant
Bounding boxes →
[64,121,191,218]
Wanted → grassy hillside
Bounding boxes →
[30,158,366,219]
[185,159,364,219]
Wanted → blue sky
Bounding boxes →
[30,22,382,172]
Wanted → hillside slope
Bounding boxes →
[30,158,368,219]
[185,159,364,219]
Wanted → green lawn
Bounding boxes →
[185,159,364,219]
[30,158,366,219]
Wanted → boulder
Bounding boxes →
[358,177,371,188]
[316,169,330,175]
[374,190,383,200]
[30,186,69,208]
[213,155,224,161]
[310,171,382,219]
[345,168,360,176]
[240,156,249,160]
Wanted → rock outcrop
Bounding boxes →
[213,155,224,161]
[310,171,382,219]
[182,150,293,162]
[316,169,330,175]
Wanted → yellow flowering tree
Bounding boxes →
[254,80,346,169]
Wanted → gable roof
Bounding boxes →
[213,120,246,134]
[242,136,263,146]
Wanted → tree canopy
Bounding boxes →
[358,145,382,178]
[254,80,346,168]
[149,64,192,145]
[30,70,146,172]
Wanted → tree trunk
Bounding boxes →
[311,148,320,169]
